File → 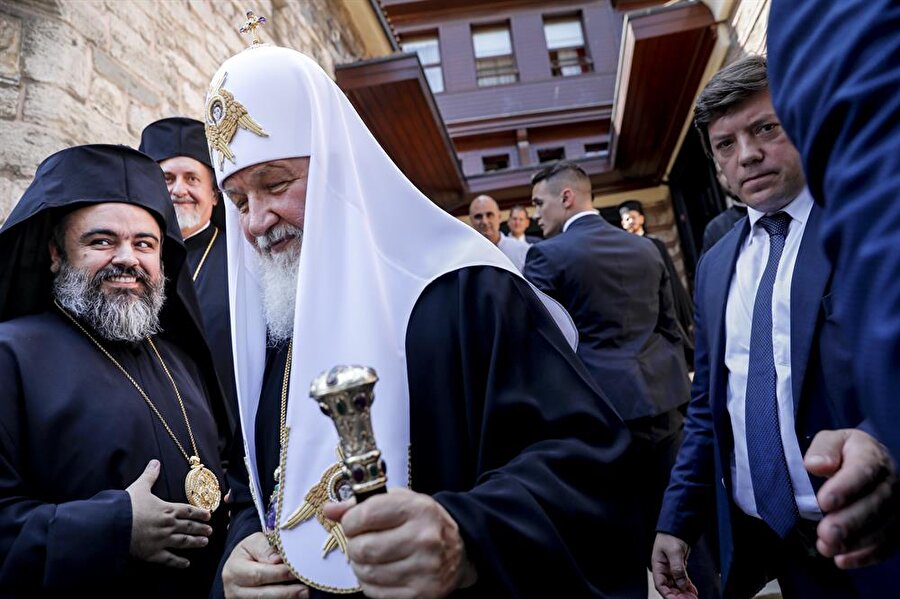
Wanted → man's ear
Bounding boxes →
[561,188,575,208]
[48,241,62,274]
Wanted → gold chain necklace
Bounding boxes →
[279,338,293,449]
[55,300,221,511]
[264,337,292,535]
[191,225,219,282]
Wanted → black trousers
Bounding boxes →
[628,409,722,599]
[726,511,900,599]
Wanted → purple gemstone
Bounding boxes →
[351,465,365,483]
[259,16,267,23]
[326,369,339,385]
[352,392,368,411]
[265,502,276,531]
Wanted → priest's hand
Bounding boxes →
[651,532,699,599]
[126,459,213,568]
[221,532,309,599]
[805,428,900,568]
[323,488,477,599]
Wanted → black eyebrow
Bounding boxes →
[80,229,160,243]
[749,115,779,128]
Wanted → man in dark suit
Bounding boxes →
[524,161,719,591]
[768,0,900,569]
[652,55,898,599]
[618,199,695,365]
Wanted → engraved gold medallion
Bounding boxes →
[185,455,222,512]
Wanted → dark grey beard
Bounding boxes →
[53,260,167,343]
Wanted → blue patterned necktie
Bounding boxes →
[745,211,800,538]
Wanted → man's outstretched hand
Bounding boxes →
[805,429,900,568]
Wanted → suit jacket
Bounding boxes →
[769,0,900,462]
[657,205,848,595]
[701,206,747,255]
[646,235,695,366]
[524,213,690,421]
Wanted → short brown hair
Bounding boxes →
[694,54,769,157]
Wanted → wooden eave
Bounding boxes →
[379,0,557,26]
[335,53,467,211]
[610,1,716,183]
[609,0,670,11]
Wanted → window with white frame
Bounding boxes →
[401,34,444,93]
[543,15,592,77]
[472,24,518,87]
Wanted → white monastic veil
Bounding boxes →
[208,46,577,591]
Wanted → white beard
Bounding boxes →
[173,202,202,233]
[257,224,303,343]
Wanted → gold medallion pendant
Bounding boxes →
[54,302,223,515]
[185,456,222,512]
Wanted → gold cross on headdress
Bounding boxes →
[239,10,267,46]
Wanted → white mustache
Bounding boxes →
[257,223,303,251]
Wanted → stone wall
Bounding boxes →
[0,0,377,223]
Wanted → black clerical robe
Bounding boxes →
[185,224,237,429]
[0,311,226,597]
[215,266,645,598]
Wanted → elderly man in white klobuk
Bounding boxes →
[208,33,644,599]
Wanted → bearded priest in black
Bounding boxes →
[140,117,237,430]
[0,145,229,597]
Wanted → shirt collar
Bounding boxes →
[563,209,599,233]
[182,220,211,241]
[745,186,813,230]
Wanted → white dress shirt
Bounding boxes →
[724,188,822,520]
[497,233,528,272]
[510,233,532,247]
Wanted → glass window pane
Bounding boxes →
[402,36,440,66]
[473,26,512,58]
[544,18,584,50]
[556,48,583,76]
[424,66,444,93]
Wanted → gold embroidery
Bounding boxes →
[205,72,268,171]
[282,458,352,558]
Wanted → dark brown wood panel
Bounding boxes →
[336,53,467,209]
[611,1,716,182]
[609,0,668,10]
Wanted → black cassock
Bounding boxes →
[184,224,237,429]
[0,311,227,598]
[215,266,646,598]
